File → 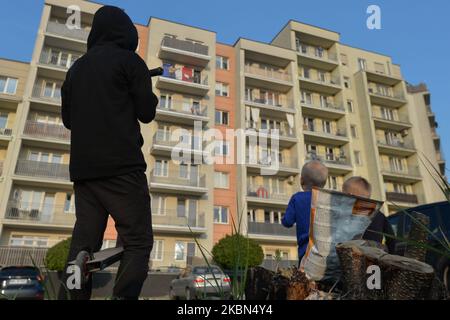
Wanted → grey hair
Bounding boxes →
[301,160,328,191]
[343,176,372,195]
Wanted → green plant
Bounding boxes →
[45,238,71,272]
[212,234,264,270]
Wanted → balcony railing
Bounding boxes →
[247,221,296,237]
[5,201,75,226]
[299,74,341,87]
[161,36,209,56]
[150,170,206,188]
[244,96,295,111]
[377,139,415,150]
[372,113,410,124]
[31,84,61,103]
[303,124,347,138]
[246,126,295,139]
[152,130,202,151]
[246,155,298,170]
[247,185,296,203]
[244,65,292,82]
[300,100,345,112]
[381,165,421,177]
[305,152,351,167]
[151,208,205,229]
[23,121,70,141]
[296,44,338,62]
[39,49,80,70]
[15,160,70,181]
[46,21,90,42]
[386,192,419,204]
[157,99,207,117]
[0,127,13,137]
[368,89,405,101]
[161,72,208,86]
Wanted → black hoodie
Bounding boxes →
[61,6,158,181]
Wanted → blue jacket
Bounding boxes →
[282,191,312,259]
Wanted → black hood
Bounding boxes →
[87,6,138,51]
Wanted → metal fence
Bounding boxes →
[0,246,48,267]
[15,159,70,181]
[23,121,70,141]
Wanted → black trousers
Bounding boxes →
[59,170,153,300]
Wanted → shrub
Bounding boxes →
[212,234,264,270]
[45,238,71,271]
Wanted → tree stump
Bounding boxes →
[245,267,274,300]
[286,268,313,300]
[404,212,430,262]
[336,240,387,300]
[380,254,435,300]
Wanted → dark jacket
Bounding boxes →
[363,211,398,254]
[61,6,158,181]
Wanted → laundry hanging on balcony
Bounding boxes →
[182,66,193,82]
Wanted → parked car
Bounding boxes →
[0,266,45,300]
[388,201,449,291]
[169,265,231,300]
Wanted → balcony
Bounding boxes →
[247,185,297,207]
[386,192,419,205]
[303,125,349,146]
[244,96,295,115]
[0,128,13,142]
[377,139,416,157]
[244,65,293,92]
[159,36,210,67]
[149,170,207,195]
[156,73,209,96]
[46,21,89,43]
[246,155,299,177]
[15,160,70,183]
[4,201,75,229]
[245,127,297,148]
[156,99,209,125]
[247,221,296,243]
[305,152,352,174]
[300,100,345,120]
[151,130,204,157]
[381,166,422,183]
[299,74,341,95]
[372,113,411,131]
[296,45,339,71]
[38,49,81,78]
[31,83,61,105]
[23,121,70,143]
[151,209,206,234]
[365,68,403,86]
[368,89,407,108]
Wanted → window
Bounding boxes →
[215,110,229,125]
[215,140,230,156]
[175,241,186,261]
[347,100,354,113]
[154,160,169,177]
[215,82,229,97]
[344,77,351,89]
[327,176,338,190]
[0,113,8,129]
[214,206,229,224]
[381,107,395,121]
[303,67,310,79]
[151,240,164,261]
[179,163,189,179]
[43,81,61,98]
[340,54,348,66]
[10,235,49,248]
[0,76,18,95]
[214,171,229,189]
[159,94,172,109]
[152,195,166,215]
[358,58,367,71]
[322,120,332,134]
[301,91,312,105]
[247,210,255,222]
[216,56,229,70]
[64,193,75,213]
[393,183,408,194]
[350,125,358,138]
[101,239,117,250]
[389,157,404,172]
[354,151,362,166]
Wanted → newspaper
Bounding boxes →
[300,187,383,282]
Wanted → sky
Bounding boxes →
[0,0,449,170]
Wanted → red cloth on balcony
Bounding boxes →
[182,66,193,82]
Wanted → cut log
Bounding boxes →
[286,268,313,300]
[380,254,435,300]
[404,212,430,262]
[245,267,274,300]
[336,240,388,300]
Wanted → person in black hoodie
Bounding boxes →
[60,6,158,300]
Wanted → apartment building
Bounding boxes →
[0,0,446,267]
